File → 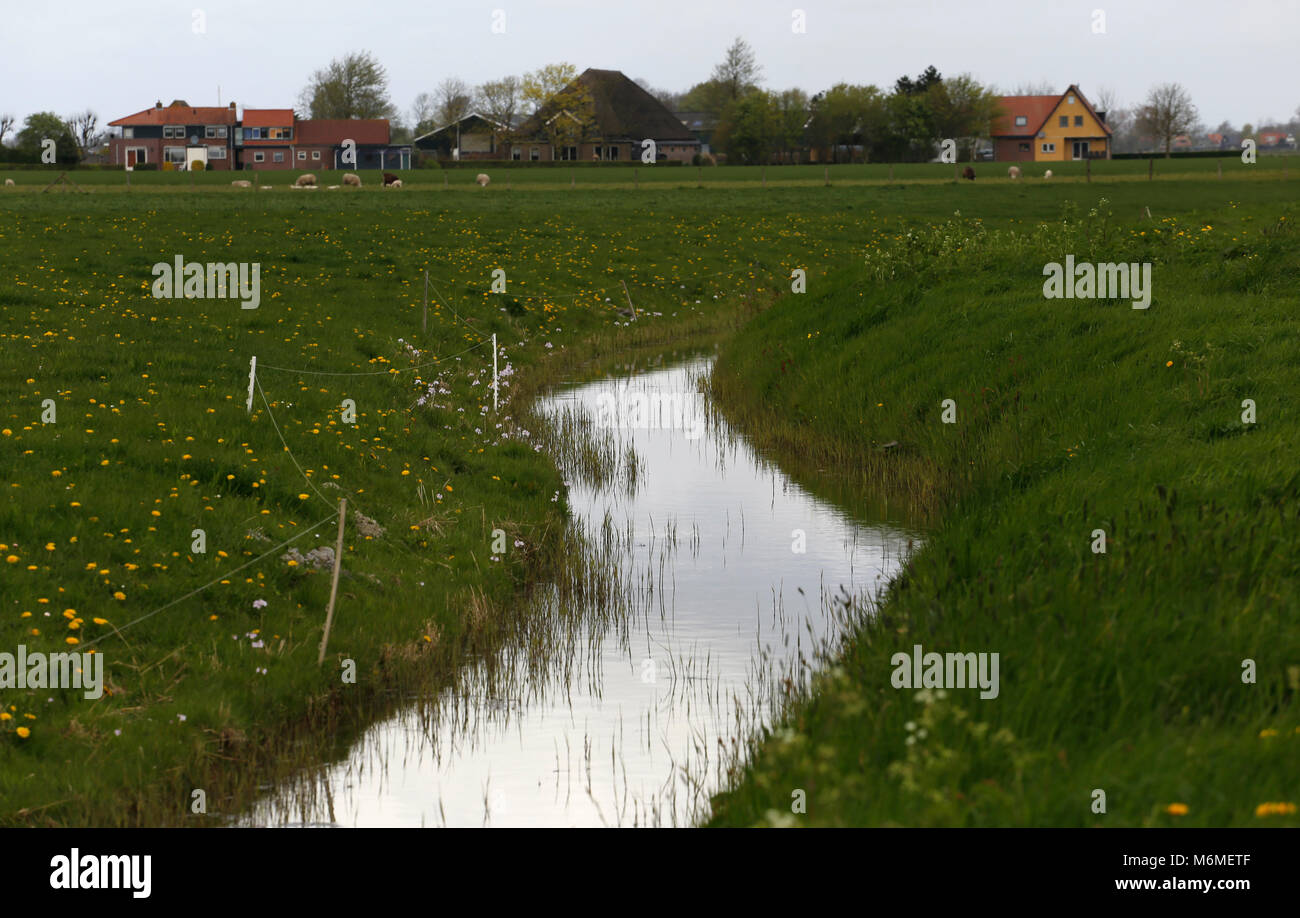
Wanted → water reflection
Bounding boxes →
[246,356,913,827]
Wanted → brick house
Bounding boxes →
[991,85,1111,162]
[508,68,700,163]
[238,109,296,169]
[108,100,239,170]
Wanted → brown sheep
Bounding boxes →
[382,172,400,187]
[962,166,976,181]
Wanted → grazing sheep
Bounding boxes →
[382,172,400,186]
[386,179,403,189]
[231,179,252,188]
[476,173,490,187]
[4,178,14,187]
[294,173,317,187]
[1044,169,1053,179]
[961,166,976,181]
[343,173,361,187]
[1007,166,1021,180]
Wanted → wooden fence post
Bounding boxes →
[318,499,347,665]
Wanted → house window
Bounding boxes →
[559,145,577,160]
[312,150,321,160]
[273,151,284,162]
[530,147,539,161]
[122,127,134,139]
[1041,142,1056,153]
[1074,116,1083,126]
[207,146,226,159]
[244,127,263,140]
[206,126,216,138]
[1014,115,1027,127]
[594,146,602,159]
[511,148,521,160]
[1068,95,1076,104]
[163,126,178,138]
[1018,142,1031,152]
[254,152,265,162]
[297,151,307,160]
[163,146,187,164]
[1059,116,1068,127]
[270,127,292,140]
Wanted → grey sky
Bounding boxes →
[4,0,1296,129]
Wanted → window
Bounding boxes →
[122,127,134,139]
[270,127,292,140]
[511,148,521,160]
[244,127,264,140]
[273,151,285,162]
[206,126,216,138]
[254,152,265,162]
[1041,142,1056,153]
[1067,95,1076,104]
[1074,116,1083,127]
[312,150,321,160]
[1014,115,1027,127]
[163,125,180,138]
[207,146,226,159]
[609,145,620,160]
[559,145,577,160]
[594,146,602,159]
[1059,116,1068,127]
[530,147,539,161]
[297,151,307,160]
[164,146,187,164]
[1018,142,1031,152]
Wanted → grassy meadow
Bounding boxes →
[1,164,1297,825]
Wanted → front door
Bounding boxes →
[1072,141,1090,160]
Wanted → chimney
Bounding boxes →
[155,100,163,108]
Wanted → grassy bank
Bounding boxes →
[707,191,1300,826]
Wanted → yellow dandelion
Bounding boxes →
[16,727,30,738]
[1165,803,1189,816]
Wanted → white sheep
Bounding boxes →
[476,173,490,187]
[1044,169,1053,179]
[1007,166,1021,180]
[343,173,361,187]
[294,173,317,187]
[231,179,252,188]
[383,179,403,189]
[4,178,14,187]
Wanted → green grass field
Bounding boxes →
[2,168,1297,825]
[706,185,1300,826]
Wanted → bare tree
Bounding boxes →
[711,37,762,102]
[435,77,474,126]
[0,113,13,145]
[410,92,438,135]
[67,110,101,155]
[1136,83,1199,157]
[478,76,521,149]
[299,50,395,120]
[1006,80,1057,96]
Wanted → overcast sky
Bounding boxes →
[4,0,1296,130]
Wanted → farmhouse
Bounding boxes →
[108,100,410,171]
[991,85,1111,162]
[508,69,700,163]
[108,100,239,170]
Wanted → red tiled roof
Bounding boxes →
[110,101,238,127]
[242,109,295,127]
[296,119,390,145]
[992,95,1059,137]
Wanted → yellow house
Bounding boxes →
[992,85,1112,162]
